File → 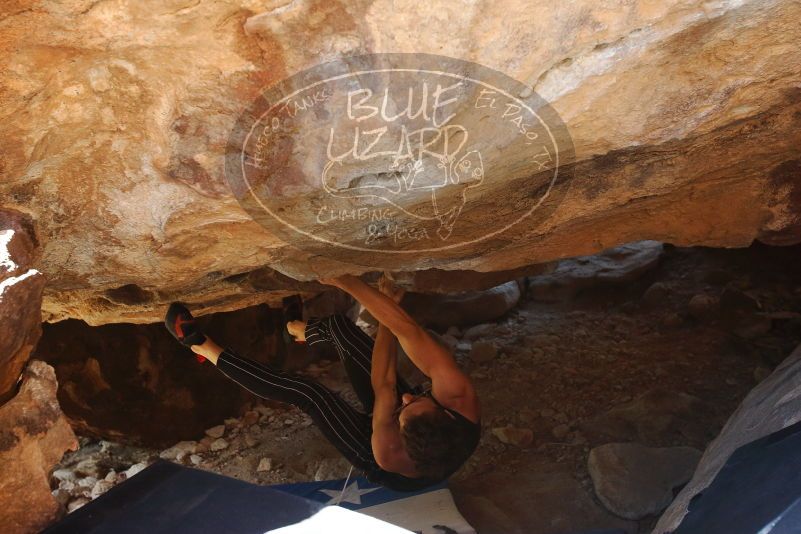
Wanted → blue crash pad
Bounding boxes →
[673,419,801,534]
[42,460,323,534]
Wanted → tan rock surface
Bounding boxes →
[0,208,45,403]
[1,0,799,324]
[0,361,78,534]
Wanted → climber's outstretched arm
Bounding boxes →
[321,275,476,407]
[370,323,408,471]
[371,323,398,391]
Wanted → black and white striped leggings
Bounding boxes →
[216,314,431,490]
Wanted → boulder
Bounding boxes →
[641,282,671,309]
[588,443,701,520]
[580,388,713,446]
[528,241,665,301]
[402,280,523,329]
[0,209,45,404]
[0,1,799,325]
[389,266,551,294]
[361,280,523,330]
[0,361,78,533]
[655,342,801,532]
[452,462,635,534]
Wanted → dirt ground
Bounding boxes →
[52,243,801,533]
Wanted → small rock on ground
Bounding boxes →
[314,457,352,481]
[552,424,570,440]
[463,323,494,340]
[257,458,273,472]
[210,438,229,452]
[470,341,498,364]
[687,294,719,320]
[642,282,670,308]
[67,497,90,513]
[90,479,114,499]
[492,426,533,447]
[124,462,148,479]
[159,440,197,461]
[205,425,225,439]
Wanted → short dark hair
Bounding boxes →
[401,409,475,480]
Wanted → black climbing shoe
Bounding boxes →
[282,295,305,345]
[165,303,208,361]
[282,294,303,322]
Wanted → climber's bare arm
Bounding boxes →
[370,357,403,471]
[321,275,478,417]
[371,387,413,473]
[321,275,448,375]
[371,323,398,391]
[369,322,411,472]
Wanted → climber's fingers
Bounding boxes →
[378,274,405,304]
[318,276,339,287]
[318,275,357,289]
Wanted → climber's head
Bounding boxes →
[397,392,476,479]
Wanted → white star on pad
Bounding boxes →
[319,481,380,505]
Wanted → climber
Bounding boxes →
[164,275,480,491]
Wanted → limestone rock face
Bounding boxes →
[1,0,800,324]
[0,361,78,534]
[0,209,46,403]
[655,342,801,532]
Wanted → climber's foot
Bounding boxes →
[165,303,207,347]
[286,320,307,343]
[190,337,223,366]
[282,295,306,344]
[165,302,217,363]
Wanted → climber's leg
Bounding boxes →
[303,314,377,412]
[217,348,377,471]
[165,303,376,470]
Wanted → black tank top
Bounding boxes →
[370,392,481,492]
[429,392,482,452]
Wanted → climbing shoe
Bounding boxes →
[165,303,208,362]
[282,295,305,344]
